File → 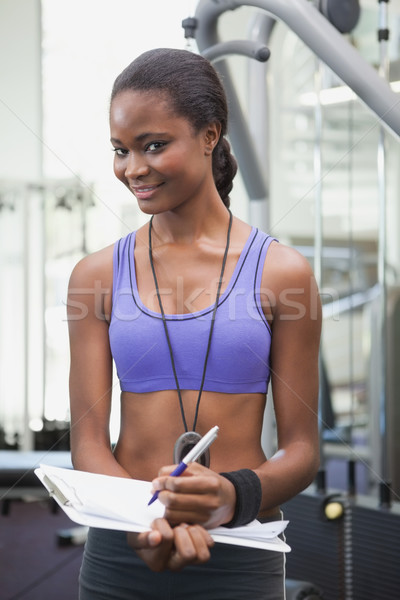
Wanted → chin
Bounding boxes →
[138,202,168,216]
[137,199,182,216]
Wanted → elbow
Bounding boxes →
[69,435,93,472]
[69,430,82,470]
[309,455,320,487]
[70,449,79,471]
[70,445,83,471]
[303,450,320,489]
[292,441,320,491]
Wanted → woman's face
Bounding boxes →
[110,90,219,214]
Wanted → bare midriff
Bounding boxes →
[114,389,266,479]
[112,389,280,519]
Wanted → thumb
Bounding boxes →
[128,529,162,550]
[148,529,163,547]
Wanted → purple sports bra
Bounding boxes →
[109,227,277,395]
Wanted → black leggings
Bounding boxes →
[79,525,286,600]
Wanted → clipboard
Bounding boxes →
[35,464,291,552]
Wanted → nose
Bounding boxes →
[124,152,150,180]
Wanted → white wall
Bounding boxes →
[0,0,42,180]
[0,0,44,449]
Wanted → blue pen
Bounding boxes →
[148,425,219,505]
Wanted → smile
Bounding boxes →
[131,183,163,199]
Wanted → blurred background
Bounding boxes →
[0,0,201,449]
[1,1,400,598]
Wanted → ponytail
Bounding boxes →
[212,137,238,208]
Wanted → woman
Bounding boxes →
[67,48,321,599]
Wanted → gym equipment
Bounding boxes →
[0,450,72,515]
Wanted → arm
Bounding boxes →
[254,242,321,509]
[67,248,130,478]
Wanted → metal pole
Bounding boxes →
[22,188,33,450]
[202,39,270,63]
[313,59,323,293]
[246,11,276,232]
[246,11,276,457]
[313,58,326,484]
[377,0,392,508]
[194,0,400,139]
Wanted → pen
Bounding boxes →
[148,425,219,505]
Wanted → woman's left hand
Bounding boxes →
[150,463,236,529]
[127,518,214,572]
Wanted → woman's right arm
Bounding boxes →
[67,249,130,478]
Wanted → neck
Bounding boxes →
[150,200,230,246]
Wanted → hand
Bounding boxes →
[150,463,236,529]
[127,518,214,572]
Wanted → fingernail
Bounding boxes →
[148,531,160,546]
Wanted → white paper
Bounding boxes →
[35,464,290,553]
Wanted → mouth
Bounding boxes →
[130,183,164,200]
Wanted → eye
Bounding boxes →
[111,147,128,157]
[145,141,166,152]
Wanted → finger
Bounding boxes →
[129,519,176,573]
[157,463,209,478]
[157,465,179,477]
[174,525,197,561]
[155,485,222,526]
[185,524,215,557]
[151,517,174,544]
[128,518,173,550]
[159,490,219,514]
[154,474,219,496]
[163,506,211,526]
[153,463,211,491]
[183,463,210,476]
[127,530,161,550]
[168,525,213,571]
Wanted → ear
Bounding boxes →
[204,122,222,155]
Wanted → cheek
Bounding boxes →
[152,154,176,174]
[159,151,202,180]
[113,160,127,184]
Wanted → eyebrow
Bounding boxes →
[110,132,169,144]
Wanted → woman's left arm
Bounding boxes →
[253,242,322,510]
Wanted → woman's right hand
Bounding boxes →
[127,518,214,572]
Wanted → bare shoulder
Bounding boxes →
[263,240,316,290]
[68,243,115,290]
[260,240,321,323]
[67,243,116,322]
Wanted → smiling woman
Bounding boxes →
[67,47,321,600]
[110,90,220,213]
[109,48,237,213]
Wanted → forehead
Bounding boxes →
[110,89,184,132]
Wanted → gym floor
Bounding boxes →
[1,499,83,600]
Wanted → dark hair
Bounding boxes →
[111,48,237,207]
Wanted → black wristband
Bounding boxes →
[220,469,262,528]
